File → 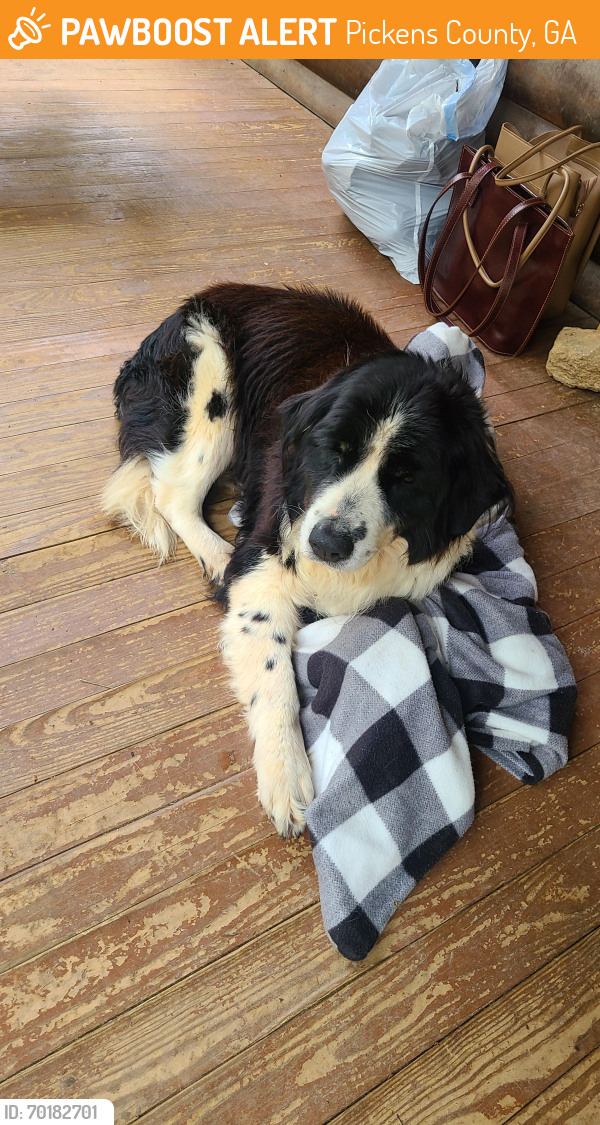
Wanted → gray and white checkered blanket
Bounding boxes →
[293,325,577,961]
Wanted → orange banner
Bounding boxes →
[2,0,598,59]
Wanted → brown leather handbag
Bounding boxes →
[418,127,600,355]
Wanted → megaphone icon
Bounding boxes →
[8,8,50,49]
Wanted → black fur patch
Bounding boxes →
[273,632,286,644]
[265,658,276,670]
[252,612,270,623]
[206,390,228,421]
[113,309,194,459]
[221,544,265,591]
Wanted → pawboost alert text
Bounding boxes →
[60,15,577,48]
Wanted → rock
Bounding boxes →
[546,326,600,391]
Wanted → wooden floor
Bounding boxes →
[1,58,600,1124]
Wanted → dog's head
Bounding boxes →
[280,351,512,571]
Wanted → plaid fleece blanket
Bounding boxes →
[293,325,577,961]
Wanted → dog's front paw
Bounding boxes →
[201,542,233,585]
[255,734,314,838]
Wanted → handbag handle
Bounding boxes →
[417,159,495,290]
[423,192,540,327]
[463,146,572,286]
[494,125,600,188]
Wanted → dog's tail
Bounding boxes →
[100,456,177,561]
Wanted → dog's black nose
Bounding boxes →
[309,520,354,565]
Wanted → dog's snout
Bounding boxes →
[309,519,355,565]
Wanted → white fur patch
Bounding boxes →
[299,415,404,573]
[148,317,235,581]
[101,316,235,582]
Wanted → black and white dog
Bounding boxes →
[102,283,512,836]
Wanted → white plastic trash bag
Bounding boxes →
[322,59,507,284]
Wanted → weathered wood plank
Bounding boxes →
[0,767,267,975]
[0,206,352,264]
[0,127,329,173]
[0,193,339,257]
[0,228,401,305]
[0,59,233,77]
[0,497,111,559]
[0,354,124,406]
[0,832,314,1077]
[483,356,549,395]
[135,829,600,1125]
[538,560,600,629]
[0,650,232,796]
[0,598,222,729]
[488,381,594,427]
[496,399,600,465]
[0,529,189,614]
[0,324,155,377]
[1,231,379,299]
[0,551,201,658]
[0,249,403,332]
[523,511,600,581]
[0,452,117,519]
[0,385,113,436]
[329,929,600,1125]
[3,823,598,1120]
[570,671,600,753]
[0,704,251,879]
[0,744,597,1078]
[508,1044,600,1124]
[1,94,304,122]
[515,469,600,538]
[0,74,270,95]
[506,431,600,502]
[0,558,209,666]
[0,265,416,350]
[0,417,116,477]
[557,611,600,683]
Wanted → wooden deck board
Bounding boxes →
[13,827,593,1124]
[507,1045,600,1124]
[1,57,599,1123]
[0,743,597,1085]
[329,929,600,1125]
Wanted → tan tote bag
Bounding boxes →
[494,123,600,318]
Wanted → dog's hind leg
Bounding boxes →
[101,455,177,561]
[149,317,235,583]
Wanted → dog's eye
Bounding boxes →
[389,467,413,483]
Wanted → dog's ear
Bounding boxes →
[278,384,336,518]
[279,383,340,473]
[447,439,513,539]
[404,449,511,565]
[279,386,329,451]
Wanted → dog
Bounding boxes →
[102,283,512,837]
